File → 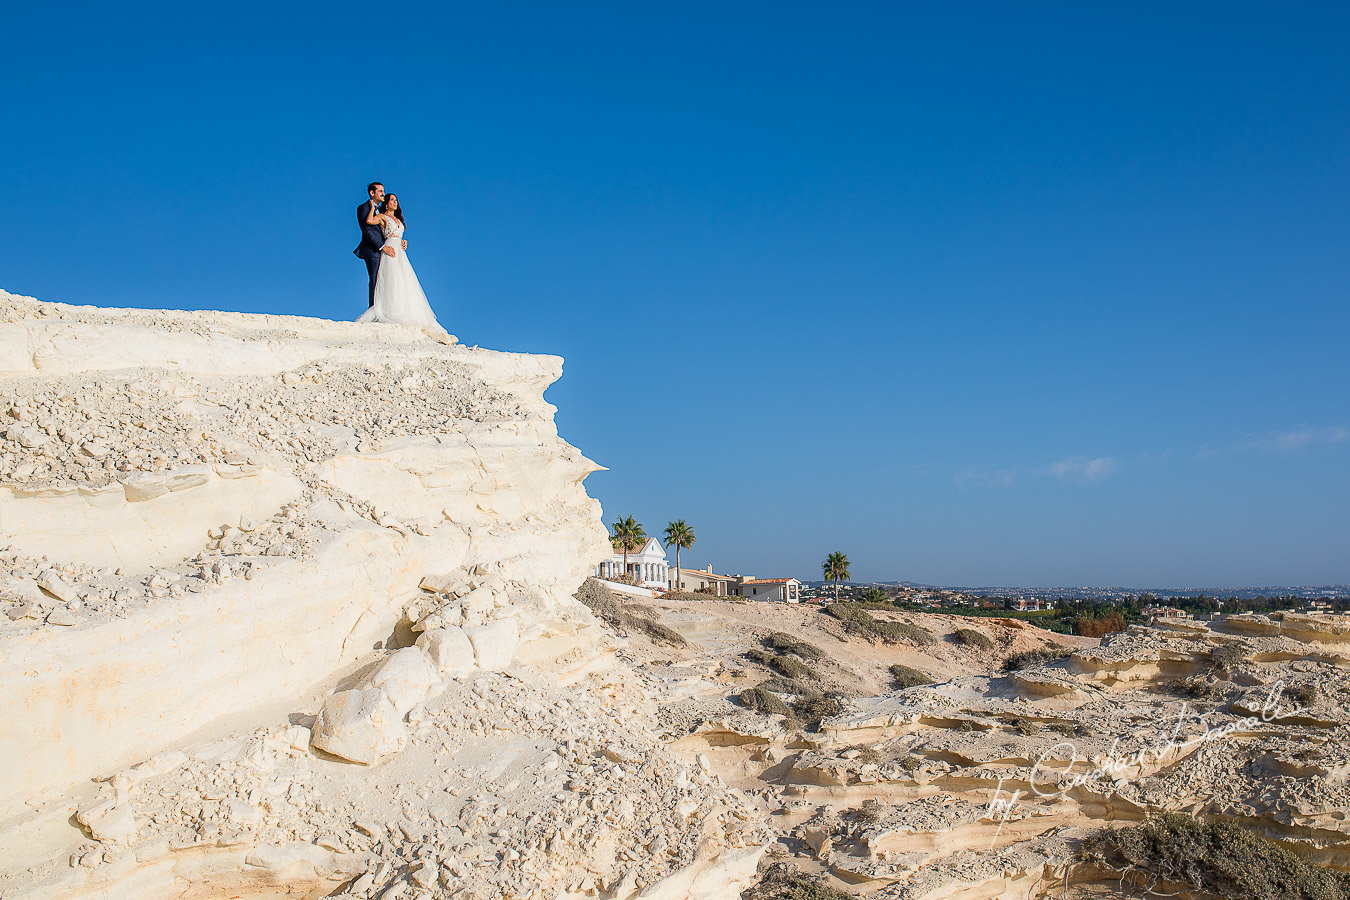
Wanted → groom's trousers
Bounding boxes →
[364,255,381,307]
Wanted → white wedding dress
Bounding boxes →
[356,216,446,333]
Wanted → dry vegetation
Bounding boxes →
[764,632,827,661]
[741,862,852,900]
[1002,646,1072,670]
[575,578,688,646]
[822,603,936,645]
[1080,813,1350,900]
[888,663,934,688]
[952,627,994,649]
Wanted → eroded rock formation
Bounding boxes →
[0,291,767,899]
[609,593,1350,899]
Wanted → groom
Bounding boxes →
[353,181,396,307]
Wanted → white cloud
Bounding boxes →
[1040,456,1119,483]
[1195,425,1348,460]
[958,456,1119,488]
[1267,426,1349,452]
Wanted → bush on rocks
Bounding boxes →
[744,648,820,681]
[738,681,846,731]
[764,632,826,661]
[1079,813,1350,899]
[1003,647,1071,671]
[1208,644,1249,674]
[1169,676,1226,699]
[953,627,994,649]
[742,862,853,900]
[823,603,935,646]
[888,664,934,689]
[738,687,792,717]
[1284,683,1318,706]
[575,578,687,647]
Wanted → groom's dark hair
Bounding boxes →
[367,181,383,194]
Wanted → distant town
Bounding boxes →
[799,581,1350,604]
[596,520,1349,637]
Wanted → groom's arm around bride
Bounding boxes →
[353,181,390,308]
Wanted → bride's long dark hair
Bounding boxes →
[380,194,406,226]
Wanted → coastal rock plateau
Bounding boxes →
[607,593,1350,898]
[0,291,766,899]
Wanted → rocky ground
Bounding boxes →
[7,290,1348,900]
[592,586,1350,899]
[0,292,766,899]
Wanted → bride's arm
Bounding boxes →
[365,206,382,226]
[378,217,399,256]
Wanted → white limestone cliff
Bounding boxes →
[0,291,767,899]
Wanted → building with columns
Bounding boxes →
[595,538,670,589]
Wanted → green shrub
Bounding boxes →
[1079,813,1350,899]
[764,632,826,661]
[1003,647,1071,671]
[888,663,934,689]
[953,627,994,649]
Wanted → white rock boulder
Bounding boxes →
[310,688,408,765]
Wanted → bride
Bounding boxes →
[356,194,447,335]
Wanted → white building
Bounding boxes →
[669,567,803,601]
[670,565,738,596]
[596,538,670,589]
[732,577,802,603]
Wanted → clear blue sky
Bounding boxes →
[4,2,1347,588]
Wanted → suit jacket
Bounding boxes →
[354,201,387,260]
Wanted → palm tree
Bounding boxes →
[663,520,696,593]
[822,551,851,600]
[610,516,647,583]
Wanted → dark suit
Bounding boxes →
[353,200,387,307]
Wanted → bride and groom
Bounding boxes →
[353,181,448,336]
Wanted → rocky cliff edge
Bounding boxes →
[0,291,766,899]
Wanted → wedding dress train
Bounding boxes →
[356,216,446,334]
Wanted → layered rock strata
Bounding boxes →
[0,292,766,899]
[611,593,1350,899]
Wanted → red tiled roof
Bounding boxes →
[743,578,796,584]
